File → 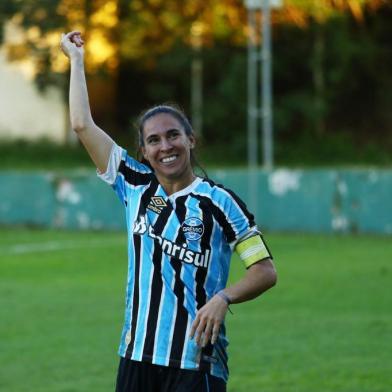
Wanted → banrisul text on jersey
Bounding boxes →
[98,144,257,383]
[133,215,211,268]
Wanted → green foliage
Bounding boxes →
[0,1,18,44]
[1,2,391,166]
[1,229,391,391]
[272,7,392,165]
[0,140,91,170]
[1,133,391,170]
[1,0,66,90]
[118,5,392,166]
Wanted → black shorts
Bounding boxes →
[115,357,227,392]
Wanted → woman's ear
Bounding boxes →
[189,135,196,149]
[141,147,148,160]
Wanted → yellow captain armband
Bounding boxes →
[235,235,272,268]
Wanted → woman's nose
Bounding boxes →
[160,137,172,151]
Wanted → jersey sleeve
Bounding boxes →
[218,189,273,267]
[97,143,152,206]
[215,187,258,249]
[97,143,123,185]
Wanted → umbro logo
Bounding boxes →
[147,196,167,214]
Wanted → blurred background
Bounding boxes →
[1,0,391,233]
[0,0,391,166]
[1,1,392,391]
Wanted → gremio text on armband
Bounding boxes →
[235,235,272,268]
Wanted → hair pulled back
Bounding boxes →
[136,103,207,178]
[137,103,193,147]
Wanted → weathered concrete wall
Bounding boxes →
[0,51,65,143]
[0,171,123,230]
[0,20,66,142]
[0,169,391,234]
[212,169,392,234]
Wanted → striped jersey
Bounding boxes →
[99,144,259,382]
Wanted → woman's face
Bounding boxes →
[141,113,195,182]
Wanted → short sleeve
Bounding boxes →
[97,143,152,207]
[210,185,257,250]
[97,143,123,185]
[224,192,258,250]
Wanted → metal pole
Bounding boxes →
[247,8,258,169]
[247,7,259,218]
[261,0,273,169]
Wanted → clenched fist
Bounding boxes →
[60,31,84,60]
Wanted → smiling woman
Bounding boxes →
[137,106,197,193]
[60,30,277,392]
[136,104,210,182]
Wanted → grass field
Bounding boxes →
[1,229,391,392]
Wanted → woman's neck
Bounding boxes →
[157,171,196,196]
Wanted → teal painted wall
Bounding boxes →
[1,169,391,234]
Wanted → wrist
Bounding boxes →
[217,290,232,305]
[70,56,84,67]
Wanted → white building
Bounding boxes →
[0,21,66,143]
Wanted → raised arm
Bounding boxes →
[60,31,114,173]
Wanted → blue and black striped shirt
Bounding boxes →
[99,145,258,382]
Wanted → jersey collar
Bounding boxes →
[167,177,203,202]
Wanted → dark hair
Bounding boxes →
[137,104,193,147]
[136,103,208,178]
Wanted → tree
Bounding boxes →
[1,0,390,164]
[276,0,387,136]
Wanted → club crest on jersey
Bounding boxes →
[181,217,204,241]
[147,196,167,214]
[132,215,210,268]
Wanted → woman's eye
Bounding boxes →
[148,138,159,144]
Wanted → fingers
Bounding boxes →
[190,314,206,347]
[190,304,226,346]
[60,31,84,51]
[202,320,213,347]
[192,317,220,347]
[70,31,84,47]
[211,322,220,345]
[65,31,84,46]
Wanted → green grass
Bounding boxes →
[1,229,391,391]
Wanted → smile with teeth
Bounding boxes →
[160,155,178,164]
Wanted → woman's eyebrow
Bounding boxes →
[145,134,159,142]
[145,128,181,141]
